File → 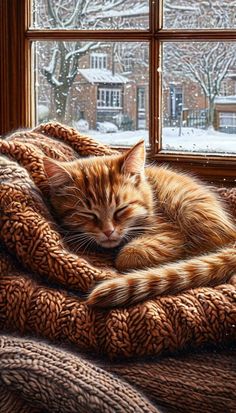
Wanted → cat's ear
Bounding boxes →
[121,140,145,175]
[43,158,73,187]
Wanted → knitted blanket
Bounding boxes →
[0,122,235,360]
[0,335,235,413]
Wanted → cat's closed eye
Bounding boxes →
[79,211,99,221]
[114,205,129,219]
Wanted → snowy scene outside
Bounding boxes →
[35,39,149,138]
[164,0,236,29]
[32,0,149,30]
[33,0,236,155]
[162,41,236,154]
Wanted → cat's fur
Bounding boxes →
[43,141,236,307]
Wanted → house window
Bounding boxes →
[219,112,236,134]
[91,54,107,69]
[123,55,133,72]
[1,1,236,182]
[97,89,122,108]
[220,112,236,127]
[138,88,145,111]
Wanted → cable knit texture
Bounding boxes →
[0,335,159,413]
[0,335,235,413]
[0,122,235,359]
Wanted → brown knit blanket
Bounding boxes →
[0,122,235,360]
[0,123,236,413]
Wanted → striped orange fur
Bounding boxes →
[43,141,236,308]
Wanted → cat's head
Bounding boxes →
[43,140,153,249]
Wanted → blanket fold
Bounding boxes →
[0,335,235,413]
[0,335,159,413]
[0,122,235,359]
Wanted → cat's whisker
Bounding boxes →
[71,237,94,253]
[84,239,97,254]
[64,230,98,245]
[64,233,93,246]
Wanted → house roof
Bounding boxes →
[78,69,128,84]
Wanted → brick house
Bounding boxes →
[69,45,149,131]
[163,72,236,132]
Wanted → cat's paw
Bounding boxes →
[115,244,152,272]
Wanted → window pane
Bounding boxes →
[32,0,149,30]
[162,42,236,154]
[34,41,149,145]
[164,0,236,29]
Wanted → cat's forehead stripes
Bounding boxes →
[74,158,122,209]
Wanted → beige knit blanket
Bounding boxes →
[0,122,235,359]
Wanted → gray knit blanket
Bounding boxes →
[0,335,235,413]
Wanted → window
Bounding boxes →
[219,112,236,131]
[1,1,236,182]
[137,88,145,111]
[91,54,107,69]
[97,88,122,108]
[123,55,134,72]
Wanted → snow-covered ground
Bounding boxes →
[88,129,149,146]
[163,127,236,154]
[88,127,236,154]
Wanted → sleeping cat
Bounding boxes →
[43,140,236,307]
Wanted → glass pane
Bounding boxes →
[34,41,149,145]
[164,0,236,29]
[32,0,149,30]
[162,42,236,154]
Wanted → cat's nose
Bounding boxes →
[103,229,115,238]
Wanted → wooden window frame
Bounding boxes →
[0,0,236,183]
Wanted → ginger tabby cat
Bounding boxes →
[43,141,236,307]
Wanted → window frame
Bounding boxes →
[97,88,123,109]
[0,0,236,183]
[90,53,108,70]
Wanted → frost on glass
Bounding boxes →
[164,0,236,29]
[162,42,236,154]
[32,0,149,30]
[34,41,149,145]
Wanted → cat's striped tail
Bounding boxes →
[86,245,236,308]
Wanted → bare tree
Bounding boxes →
[36,0,147,122]
[165,42,236,128]
[163,1,236,128]
[164,0,236,29]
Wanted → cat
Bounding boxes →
[43,140,236,307]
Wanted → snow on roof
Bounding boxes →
[215,95,236,104]
[78,69,128,84]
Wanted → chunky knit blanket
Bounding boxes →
[0,122,235,412]
[0,335,235,413]
[0,122,235,360]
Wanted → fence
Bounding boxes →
[164,109,208,129]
